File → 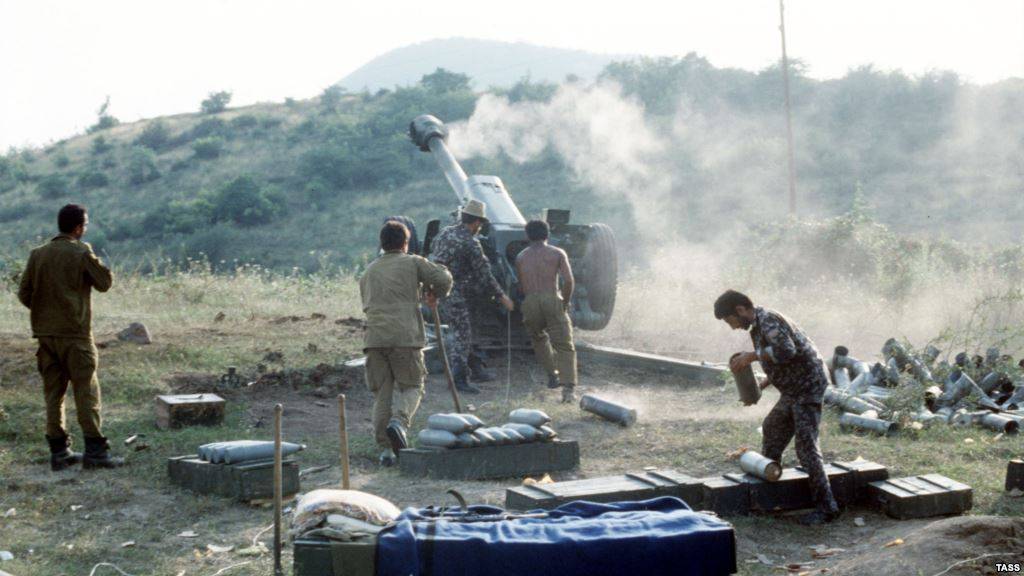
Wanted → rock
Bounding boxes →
[214,311,226,322]
[0,551,11,561]
[117,322,152,344]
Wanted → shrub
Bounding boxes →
[142,196,214,235]
[192,136,224,160]
[87,97,119,134]
[211,176,284,226]
[201,91,232,114]
[126,146,160,185]
[77,170,110,190]
[189,118,228,140]
[53,150,70,168]
[134,120,172,150]
[36,174,69,198]
[91,135,113,155]
[229,114,259,131]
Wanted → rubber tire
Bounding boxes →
[576,223,617,330]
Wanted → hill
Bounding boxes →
[338,37,627,91]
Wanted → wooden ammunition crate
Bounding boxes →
[505,469,703,511]
[701,474,750,516]
[293,537,376,576]
[167,455,299,501]
[155,394,225,429]
[399,440,579,480]
[866,474,972,519]
[832,460,889,502]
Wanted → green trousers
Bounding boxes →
[36,336,103,440]
[521,291,577,388]
[365,348,426,449]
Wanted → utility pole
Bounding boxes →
[779,0,797,215]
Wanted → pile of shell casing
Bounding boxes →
[826,339,1024,436]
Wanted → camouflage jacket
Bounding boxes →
[18,235,113,339]
[428,224,504,302]
[750,306,829,403]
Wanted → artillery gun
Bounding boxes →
[408,114,618,348]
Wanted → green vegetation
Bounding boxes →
[201,90,233,114]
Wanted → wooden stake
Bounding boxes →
[433,306,463,413]
[273,403,283,576]
[338,394,350,490]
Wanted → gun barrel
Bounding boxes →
[410,115,471,203]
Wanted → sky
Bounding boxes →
[1,0,1022,150]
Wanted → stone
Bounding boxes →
[117,322,152,344]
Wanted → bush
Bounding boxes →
[91,135,113,155]
[211,176,285,226]
[36,174,69,198]
[201,91,232,114]
[189,118,228,140]
[320,85,345,111]
[229,114,259,131]
[192,136,224,159]
[126,146,160,185]
[87,97,120,133]
[134,120,172,150]
[77,170,110,190]
[53,151,70,168]
[142,196,214,235]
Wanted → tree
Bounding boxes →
[419,68,471,93]
[320,85,345,111]
[211,176,284,226]
[126,146,160,185]
[87,96,120,133]
[134,120,172,150]
[201,91,232,114]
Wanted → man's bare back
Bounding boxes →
[516,242,574,298]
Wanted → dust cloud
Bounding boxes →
[451,79,1024,365]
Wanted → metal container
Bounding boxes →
[729,353,760,406]
[579,394,637,427]
[839,412,899,436]
[824,388,878,415]
[833,367,852,391]
[738,451,782,481]
[979,413,1020,434]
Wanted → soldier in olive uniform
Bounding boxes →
[716,290,840,525]
[515,220,578,403]
[360,221,453,466]
[18,204,124,470]
[428,200,514,394]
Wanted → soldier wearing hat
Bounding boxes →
[429,199,515,394]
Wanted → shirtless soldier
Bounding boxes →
[515,220,577,403]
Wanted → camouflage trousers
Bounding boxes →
[438,295,473,380]
[762,395,839,514]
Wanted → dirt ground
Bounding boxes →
[2,311,1023,575]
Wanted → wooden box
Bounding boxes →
[399,440,579,480]
[167,455,299,501]
[701,474,750,516]
[832,460,889,502]
[505,469,703,511]
[866,474,972,519]
[293,537,376,576]
[155,393,225,430]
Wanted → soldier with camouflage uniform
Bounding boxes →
[716,290,840,525]
[429,200,514,394]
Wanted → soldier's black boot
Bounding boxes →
[47,435,82,471]
[82,436,126,470]
[468,354,496,383]
[452,365,480,395]
[386,419,409,455]
[546,372,560,389]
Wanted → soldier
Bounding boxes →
[429,199,515,394]
[715,290,840,525]
[17,204,124,470]
[360,221,452,466]
[515,220,578,403]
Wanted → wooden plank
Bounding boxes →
[867,474,972,519]
[575,343,727,384]
[505,468,703,511]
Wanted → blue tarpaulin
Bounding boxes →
[376,497,736,576]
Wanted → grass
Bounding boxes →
[0,269,1022,575]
